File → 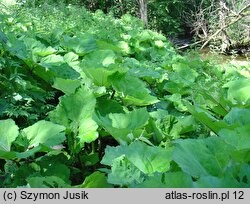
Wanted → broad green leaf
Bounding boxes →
[223,78,250,104]
[149,114,197,140]
[38,62,80,80]
[96,40,121,52]
[81,152,99,166]
[7,38,31,62]
[61,35,96,55]
[102,141,172,174]
[95,98,125,117]
[82,64,123,87]
[170,115,197,139]
[23,38,56,57]
[133,172,193,188]
[84,50,116,67]
[219,125,250,151]
[22,120,66,148]
[125,141,172,174]
[13,163,37,187]
[50,87,96,125]
[49,87,98,146]
[110,73,159,106]
[78,118,98,144]
[170,63,198,86]
[14,154,71,187]
[40,54,64,64]
[7,37,56,63]
[44,163,70,182]
[128,66,162,79]
[0,149,17,160]
[93,86,107,97]
[0,119,19,151]
[38,54,80,80]
[196,89,229,117]
[164,93,187,111]
[37,155,71,184]
[185,103,229,134]
[52,78,81,95]
[96,108,149,143]
[117,41,131,54]
[107,156,144,186]
[146,118,164,143]
[224,107,250,126]
[194,176,241,188]
[27,176,70,188]
[173,137,234,177]
[109,109,148,130]
[238,164,250,187]
[81,49,124,86]
[64,52,78,63]
[16,145,52,158]
[0,31,7,44]
[78,171,112,188]
[152,115,177,139]
[163,81,189,95]
[124,58,162,79]
[64,52,80,70]
[0,145,52,160]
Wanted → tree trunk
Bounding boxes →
[118,0,125,15]
[219,0,230,52]
[137,0,148,27]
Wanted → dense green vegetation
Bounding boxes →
[17,0,250,53]
[0,1,250,187]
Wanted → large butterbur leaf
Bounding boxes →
[106,156,144,186]
[82,64,123,87]
[170,63,198,86]
[185,102,229,134]
[39,56,80,80]
[15,146,52,159]
[95,97,125,116]
[110,73,159,106]
[78,118,98,144]
[223,78,250,105]
[83,49,116,67]
[194,175,241,188]
[49,87,98,146]
[102,141,172,175]
[219,125,250,151]
[7,37,56,63]
[23,37,56,58]
[63,52,80,70]
[223,107,250,126]
[125,141,172,174]
[49,87,96,125]
[0,145,52,160]
[95,108,149,143]
[173,137,234,178]
[27,176,70,188]
[133,172,193,188]
[52,78,81,95]
[36,154,71,183]
[81,49,124,86]
[22,120,66,148]
[61,35,97,56]
[0,119,19,151]
[77,171,112,188]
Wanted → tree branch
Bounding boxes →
[201,4,250,49]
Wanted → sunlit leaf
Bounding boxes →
[22,120,66,148]
[0,119,19,151]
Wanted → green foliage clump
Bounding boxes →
[0,3,250,188]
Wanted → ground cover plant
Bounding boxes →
[0,3,250,187]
